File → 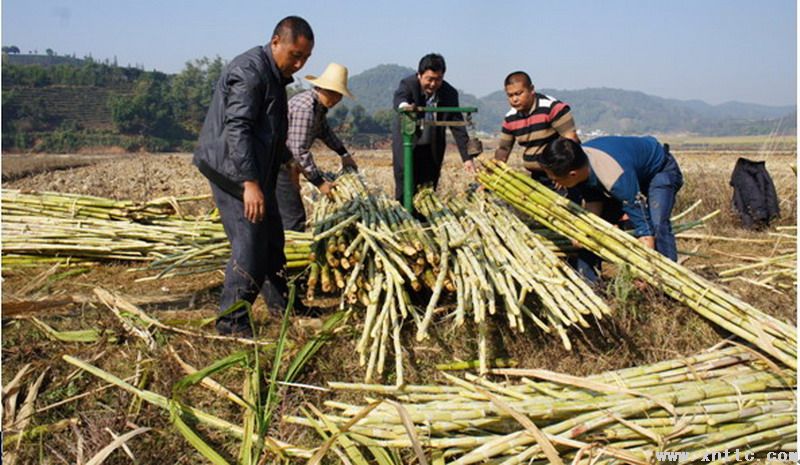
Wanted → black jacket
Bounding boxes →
[391,74,470,163]
[729,158,780,229]
[193,45,293,200]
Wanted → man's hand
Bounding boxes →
[341,154,358,171]
[318,181,336,198]
[289,163,302,190]
[243,180,265,223]
[398,102,417,112]
[638,235,656,249]
[463,159,476,175]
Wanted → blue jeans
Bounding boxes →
[210,182,288,330]
[573,150,683,283]
[647,152,683,260]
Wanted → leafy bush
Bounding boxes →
[36,129,81,153]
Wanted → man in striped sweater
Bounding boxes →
[494,71,580,194]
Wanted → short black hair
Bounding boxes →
[273,16,314,43]
[418,53,446,74]
[504,71,532,88]
[540,138,589,177]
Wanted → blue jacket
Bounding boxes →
[581,136,666,237]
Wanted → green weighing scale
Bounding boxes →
[397,106,480,212]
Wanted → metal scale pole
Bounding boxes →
[397,106,478,212]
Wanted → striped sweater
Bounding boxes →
[495,93,576,172]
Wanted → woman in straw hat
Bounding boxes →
[278,62,358,231]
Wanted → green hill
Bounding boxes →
[2,58,795,154]
[5,85,133,131]
[343,64,412,115]
[2,58,218,152]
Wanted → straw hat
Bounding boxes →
[305,63,354,98]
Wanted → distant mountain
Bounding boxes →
[673,99,795,120]
[538,87,795,135]
[343,64,414,115]
[345,65,796,136]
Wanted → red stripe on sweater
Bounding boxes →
[503,112,551,132]
[548,102,567,119]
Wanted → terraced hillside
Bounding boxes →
[5,85,133,131]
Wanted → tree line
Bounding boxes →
[2,57,393,153]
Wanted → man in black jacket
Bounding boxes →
[193,16,314,336]
[391,53,474,203]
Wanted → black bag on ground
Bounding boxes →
[729,158,780,229]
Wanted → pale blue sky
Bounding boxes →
[3,0,797,106]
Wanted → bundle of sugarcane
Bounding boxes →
[145,229,313,278]
[2,214,183,262]
[306,173,435,384]
[286,343,796,464]
[415,188,611,356]
[530,200,720,257]
[477,160,796,369]
[457,192,611,334]
[308,173,438,289]
[2,191,313,274]
[308,174,602,382]
[2,188,199,221]
[2,188,218,266]
[2,213,312,274]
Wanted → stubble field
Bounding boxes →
[1,141,796,464]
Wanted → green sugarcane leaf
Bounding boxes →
[48,267,91,283]
[218,300,252,322]
[239,367,258,465]
[169,401,232,465]
[172,350,250,397]
[284,309,349,384]
[30,317,116,343]
[263,285,296,431]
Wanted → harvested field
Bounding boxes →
[2,141,796,463]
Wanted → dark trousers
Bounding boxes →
[393,143,444,203]
[573,151,684,283]
[210,182,288,329]
[276,165,307,232]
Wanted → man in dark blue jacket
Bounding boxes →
[391,53,474,203]
[539,136,683,282]
[193,16,314,336]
